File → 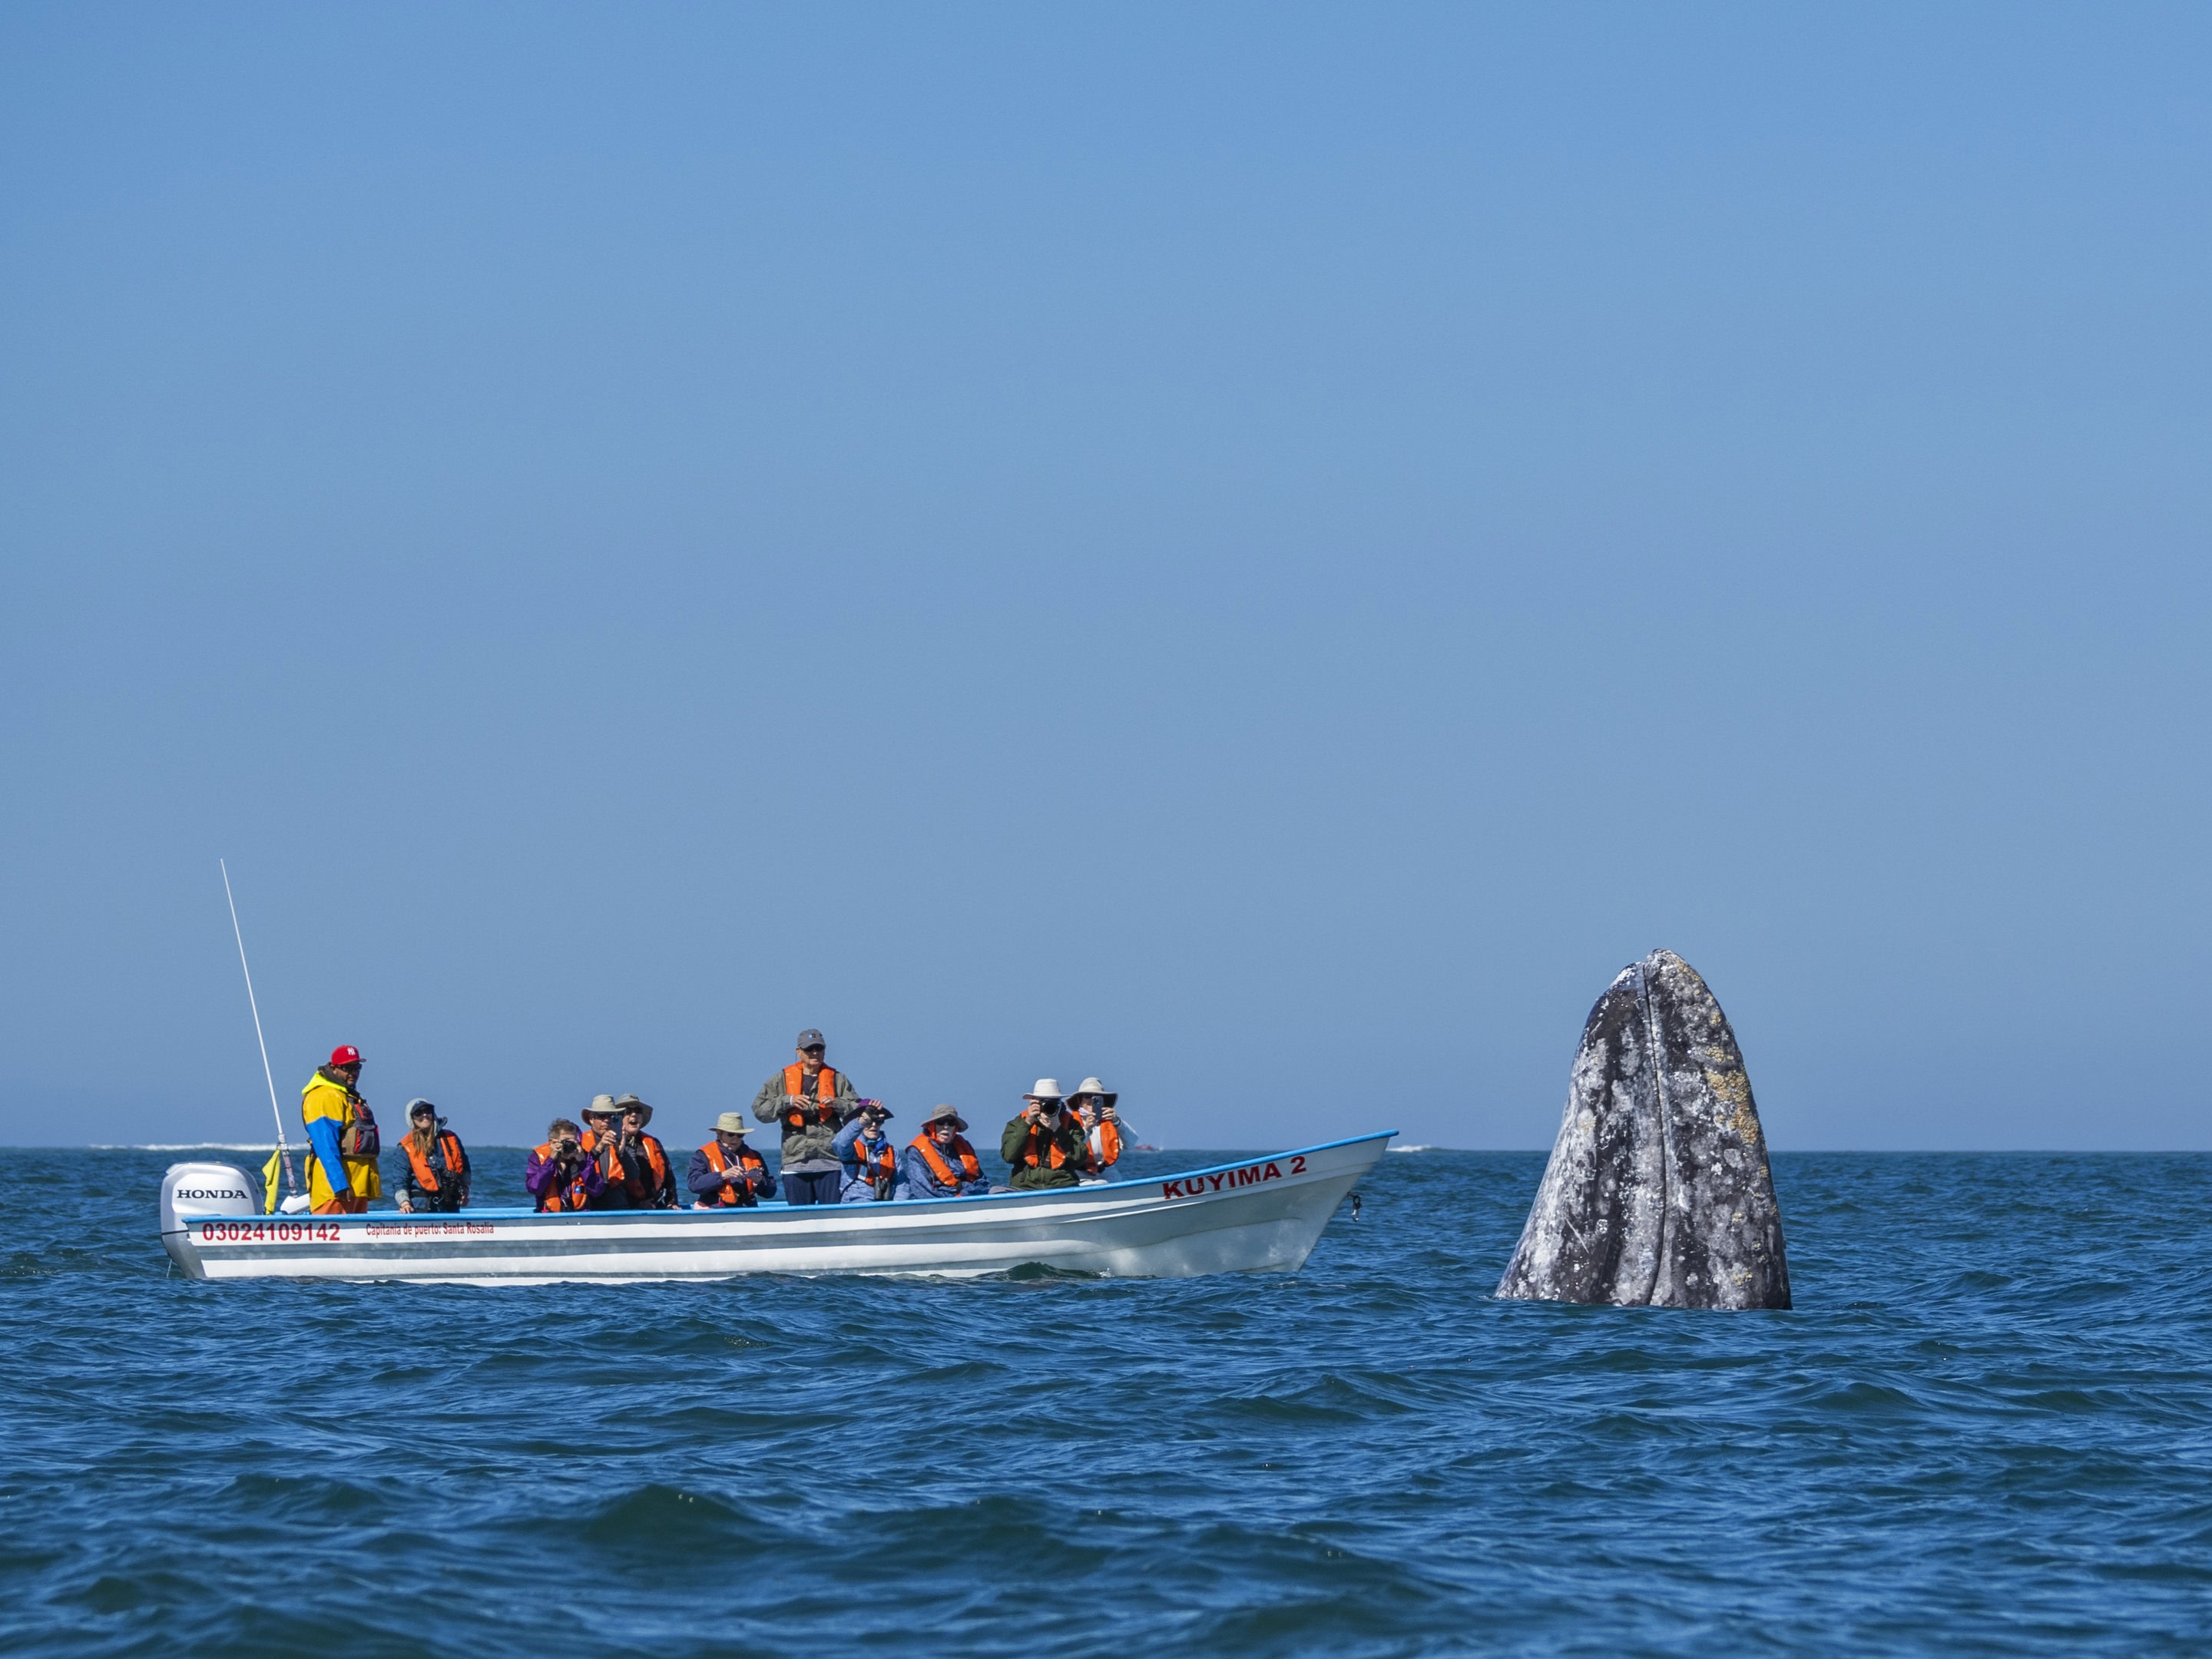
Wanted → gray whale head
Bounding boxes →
[1496,949,1790,1310]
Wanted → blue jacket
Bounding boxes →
[685,1143,774,1207]
[831,1118,902,1200]
[901,1134,992,1199]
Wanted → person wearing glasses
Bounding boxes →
[395,1098,471,1213]
[752,1028,861,1205]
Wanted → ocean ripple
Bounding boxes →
[2,1148,2210,1654]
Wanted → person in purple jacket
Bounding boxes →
[525,1118,605,1212]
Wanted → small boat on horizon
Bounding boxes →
[157,1132,1392,1284]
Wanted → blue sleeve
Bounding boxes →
[306,1118,349,1195]
[830,1119,863,1168]
[901,1146,942,1198]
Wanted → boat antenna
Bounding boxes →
[220,859,296,1199]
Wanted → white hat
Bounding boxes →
[1069,1077,1118,1108]
[1025,1078,1065,1101]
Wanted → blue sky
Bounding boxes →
[3,4,2207,1151]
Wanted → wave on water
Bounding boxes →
[91,1143,286,1151]
[5,1147,2210,1656]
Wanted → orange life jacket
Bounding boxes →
[578,1127,626,1195]
[531,1141,595,1212]
[782,1063,841,1128]
[847,1132,898,1184]
[1013,1117,1078,1171]
[845,1132,898,1194]
[910,1131,982,1190]
[402,1130,465,1196]
[697,1139,767,1206]
[611,1132,670,1203]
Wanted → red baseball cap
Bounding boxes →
[329,1045,363,1068]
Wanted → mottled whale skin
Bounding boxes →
[1497,949,1790,1310]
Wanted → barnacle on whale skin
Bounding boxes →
[1496,949,1792,1311]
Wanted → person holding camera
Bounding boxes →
[1068,1078,1126,1184]
[604,1094,677,1209]
[525,1117,605,1212]
[831,1101,901,1202]
[396,1098,471,1213]
[689,1112,776,1207]
[752,1028,861,1206]
[578,1096,629,1209]
[1001,1079,1088,1190]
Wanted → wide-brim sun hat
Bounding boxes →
[584,1094,619,1118]
[1024,1078,1065,1101]
[613,1093,653,1125]
[1068,1077,1117,1108]
[714,1111,750,1135]
[921,1104,968,1131]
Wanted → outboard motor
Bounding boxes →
[160,1162,260,1275]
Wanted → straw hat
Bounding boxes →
[714,1111,750,1136]
[1068,1077,1117,1108]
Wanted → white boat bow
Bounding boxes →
[158,1132,1393,1283]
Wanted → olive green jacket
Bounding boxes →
[752,1065,861,1172]
[1000,1112,1087,1190]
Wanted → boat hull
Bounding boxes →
[161,1134,1391,1283]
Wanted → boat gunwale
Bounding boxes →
[167,1132,1397,1232]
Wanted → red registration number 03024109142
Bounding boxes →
[198,1220,342,1243]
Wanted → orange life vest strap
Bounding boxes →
[699,1139,766,1205]
[1019,1121,1070,1170]
[782,1063,839,1126]
[532,1141,591,1212]
[851,1135,897,1177]
[404,1131,462,1194]
[909,1131,982,1189]
[635,1134,669,1192]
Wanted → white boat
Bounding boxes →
[157,1133,1392,1283]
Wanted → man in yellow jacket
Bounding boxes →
[302,1044,381,1214]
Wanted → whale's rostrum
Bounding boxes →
[1496,949,1790,1310]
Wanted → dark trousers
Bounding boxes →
[781,1169,843,1206]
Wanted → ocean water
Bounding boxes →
[3,1147,2210,1656]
